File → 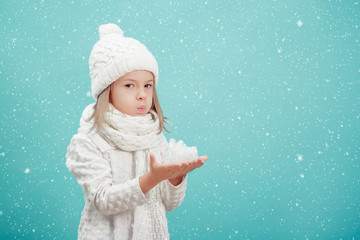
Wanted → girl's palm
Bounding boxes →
[149,153,207,181]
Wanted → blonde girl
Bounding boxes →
[66,23,208,240]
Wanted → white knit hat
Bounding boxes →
[89,23,159,100]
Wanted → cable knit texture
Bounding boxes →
[66,103,187,240]
[89,23,159,100]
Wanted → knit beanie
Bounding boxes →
[89,23,159,100]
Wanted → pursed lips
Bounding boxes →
[137,105,146,112]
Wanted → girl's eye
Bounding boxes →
[145,84,152,88]
[125,84,134,88]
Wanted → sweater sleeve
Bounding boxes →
[160,175,187,212]
[65,133,148,216]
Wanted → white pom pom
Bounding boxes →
[99,23,124,39]
[162,139,198,164]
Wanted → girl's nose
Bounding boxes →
[136,89,146,100]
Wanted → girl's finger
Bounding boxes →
[180,162,197,175]
[183,160,205,174]
[170,162,190,178]
[197,156,208,162]
[150,153,157,166]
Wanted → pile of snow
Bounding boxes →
[162,139,198,164]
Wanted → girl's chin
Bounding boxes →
[129,111,148,117]
[115,109,148,117]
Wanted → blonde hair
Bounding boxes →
[88,85,168,134]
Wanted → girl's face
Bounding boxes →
[110,70,154,117]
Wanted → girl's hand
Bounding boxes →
[139,154,208,193]
[150,153,208,185]
[168,155,208,186]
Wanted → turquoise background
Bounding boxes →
[1,0,359,239]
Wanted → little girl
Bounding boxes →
[65,23,208,240]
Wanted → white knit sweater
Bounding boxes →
[66,132,187,240]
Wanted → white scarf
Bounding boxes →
[78,103,169,239]
[79,103,165,149]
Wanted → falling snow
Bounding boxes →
[297,20,303,27]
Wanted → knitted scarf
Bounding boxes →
[78,103,169,239]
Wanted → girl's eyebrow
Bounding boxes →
[121,79,154,82]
